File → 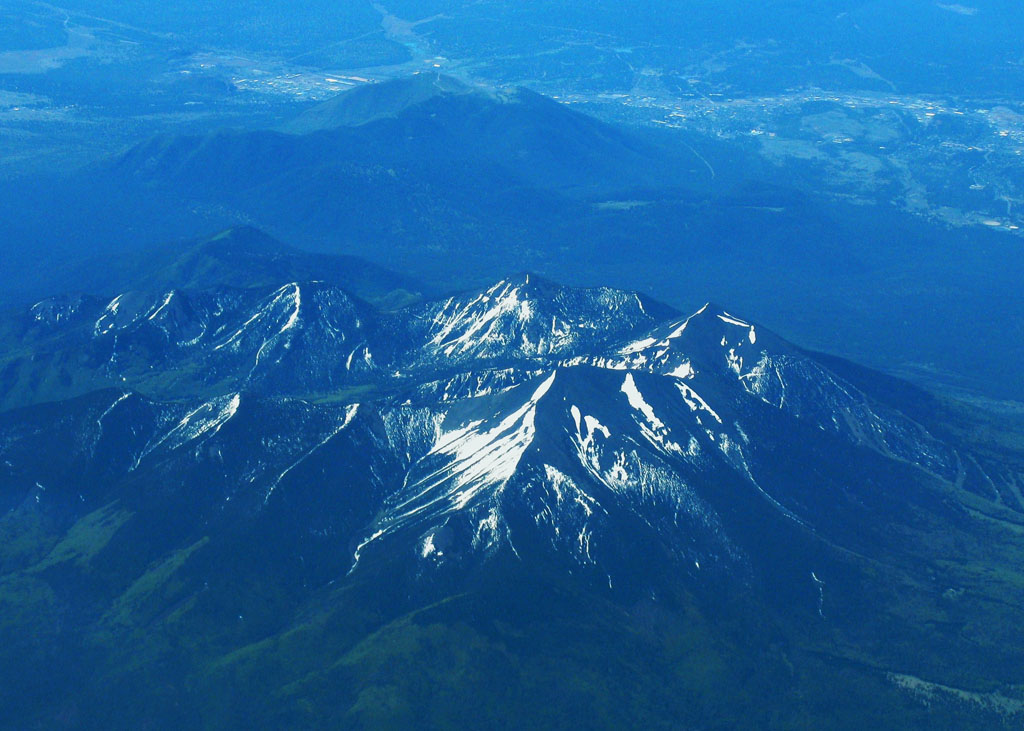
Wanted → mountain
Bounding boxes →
[279,73,480,134]
[0,226,433,410]
[104,73,693,206]
[2,268,1024,727]
[52,225,429,308]
[0,74,720,303]
[275,73,681,194]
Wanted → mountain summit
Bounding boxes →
[25,225,426,309]
[280,73,481,133]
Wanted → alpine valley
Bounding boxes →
[2,229,1024,729]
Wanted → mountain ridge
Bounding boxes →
[16,225,428,310]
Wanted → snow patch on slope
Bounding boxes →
[350,372,557,568]
[131,393,241,469]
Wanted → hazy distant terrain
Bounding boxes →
[1,0,1021,243]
